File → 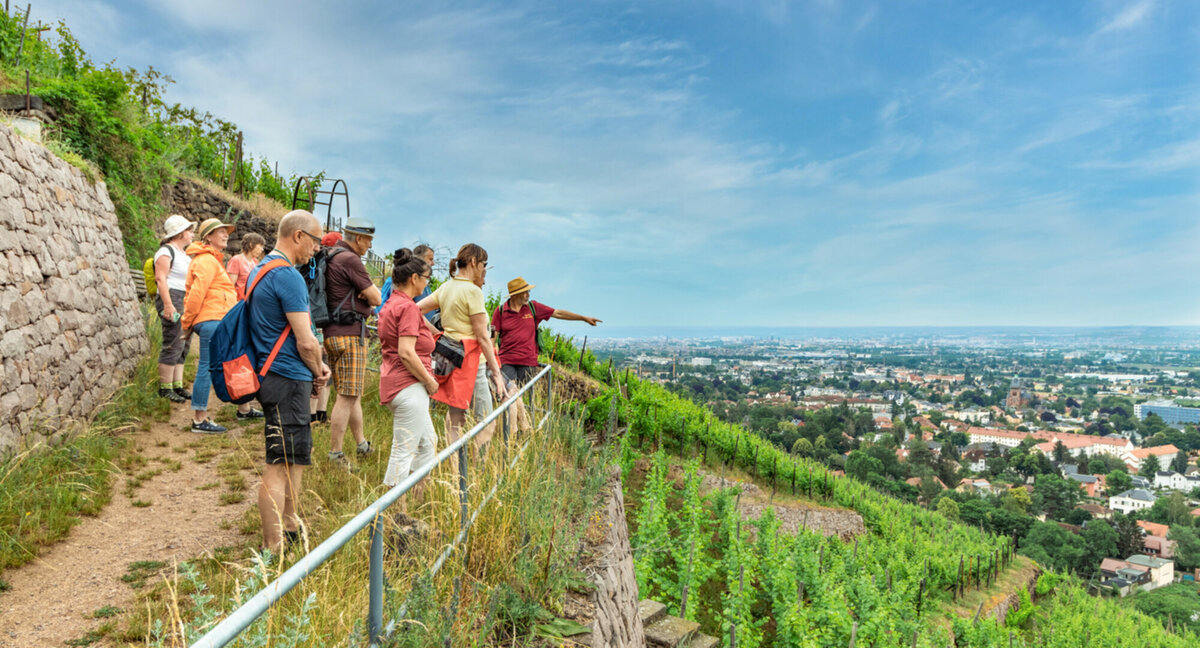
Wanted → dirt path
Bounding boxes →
[0,402,260,648]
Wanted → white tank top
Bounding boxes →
[154,244,190,292]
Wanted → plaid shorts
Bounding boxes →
[324,335,367,397]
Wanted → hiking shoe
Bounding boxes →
[356,440,372,456]
[159,387,186,403]
[237,408,265,420]
[174,386,192,400]
[311,410,328,424]
[191,419,227,434]
[328,451,350,468]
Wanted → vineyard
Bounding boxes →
[543,333,1200,647]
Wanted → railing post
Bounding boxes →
[367,513,385,645]
[458,445,469,535]
[547,367,554,414]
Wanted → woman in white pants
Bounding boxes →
[377,249,439,508]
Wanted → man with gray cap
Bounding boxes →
[323,216,383,465]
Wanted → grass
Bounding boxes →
[121,373,612,647]
[0,306,165,573]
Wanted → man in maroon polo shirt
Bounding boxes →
[492,277,601,391]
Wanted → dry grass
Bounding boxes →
[183,176,290,223]
[116,371,610,647]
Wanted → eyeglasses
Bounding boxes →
[298,230,322,245]
[420,273,432,280]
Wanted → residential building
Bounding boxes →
[1134,400,1200,427]
[1123,445,1181,473]
[1125,555,1174,590]
[1066,473,1101,498]
[1108,489,1157,515]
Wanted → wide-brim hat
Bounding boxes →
[506,277,534,298]
[197,217,235,240]
[162,214,196,240]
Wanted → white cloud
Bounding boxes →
[1095,0,1155,36]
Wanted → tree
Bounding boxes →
[791,437,813,457]
[1171,450,1189,474]
[1143,492,1192,527]
[1081,520,1119,566]
[1033,474,1082,521]
[907,437,934,474]
[918,476,943,506]
[1003,486,1032,515]
[1063,508,1093,526]
[1105,470,1132,496]
[1020,522,1090,573]
[1052,440,1068,463]
[1167,526,1200,571]
[845,450,883,482]
[937,497,960,522]
[1139,453,1161,479]
[1112,513,1145,558]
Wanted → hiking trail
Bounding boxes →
[0,402,260,647]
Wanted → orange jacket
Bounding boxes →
[182,242,237,330]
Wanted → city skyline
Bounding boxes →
[32,0,1200,326]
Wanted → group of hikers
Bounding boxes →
[150,210,601,551]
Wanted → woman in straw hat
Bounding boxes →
[154,215,195,403]
[182,218,264,433]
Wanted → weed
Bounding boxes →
[92,605,121,618]
[218,492,246,506]
[122,560,167,589]
[196,482,220,491]
[132,499,152,508]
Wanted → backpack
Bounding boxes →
[303,247,356,329]
[494,302,542,356]
[142,245,175,298]
[209,258,295,404]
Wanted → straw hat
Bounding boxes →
[506,277,535,299]
[197,218,236,240]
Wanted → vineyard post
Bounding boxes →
[791,460,796,495]
[797,581,805,606]
[679,416,686,457]
[577,336,588,371]
[916,578,926,618]
[14,4,32,66]
[605,391,616,444]
[679,519,698,620]
[853,538,858,561]
[956,557,964,600]
[807,464,813,497]
[771,455,777,500]
[848,621,858,648]
[702,440,708,466]
[911,632,919,648]
[819,545,824,575]
[886,568,892,591]
[752,445,759,477]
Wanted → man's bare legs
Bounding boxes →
[258,463,304,552]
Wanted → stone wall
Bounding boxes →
[582,469,646,648]
[167,178,277,254]
[0,124,147,452]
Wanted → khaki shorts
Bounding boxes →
[324,335,367,397]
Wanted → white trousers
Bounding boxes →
[384,383,438,488]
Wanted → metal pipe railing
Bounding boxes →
[191,365,554,648]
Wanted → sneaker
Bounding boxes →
[328,451,350,467]
[159,387,186,403]
[313,410,328,423]
[191,419,227,434]
[356,440,372,456]
[174,386,192,400]
[237,408,265,420]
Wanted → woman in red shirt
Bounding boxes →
[225,233,265,301]
[378,248,439,504]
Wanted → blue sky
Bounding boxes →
[33,0,1200,328]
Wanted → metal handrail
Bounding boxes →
[191,365,555,648]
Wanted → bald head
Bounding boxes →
[279,210,320,239]
[275,210,323,265]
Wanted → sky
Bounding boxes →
[28,0,1200,329]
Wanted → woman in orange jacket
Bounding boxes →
[182,218,263,433]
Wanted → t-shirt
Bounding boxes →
[432,277,485,342]
[154,244,189,292]
[323,241,375,337]
[493,300,554,367]
[418,283,437,322]
[246,253,313,381]
[378,292,435,404]
[226,254,254,300]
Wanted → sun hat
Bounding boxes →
[343,216,376,237]
[321,232,343,247]
[506,277,535,299]
[162,214,196,240]
[197,218,236,240]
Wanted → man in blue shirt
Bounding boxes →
[247,210,331,553]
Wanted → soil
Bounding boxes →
[694,468,866,540]
[0,401,259,647]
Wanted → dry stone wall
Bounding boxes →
[167,178,277,253]
[581,469,646,648]
[0,123,146,452]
